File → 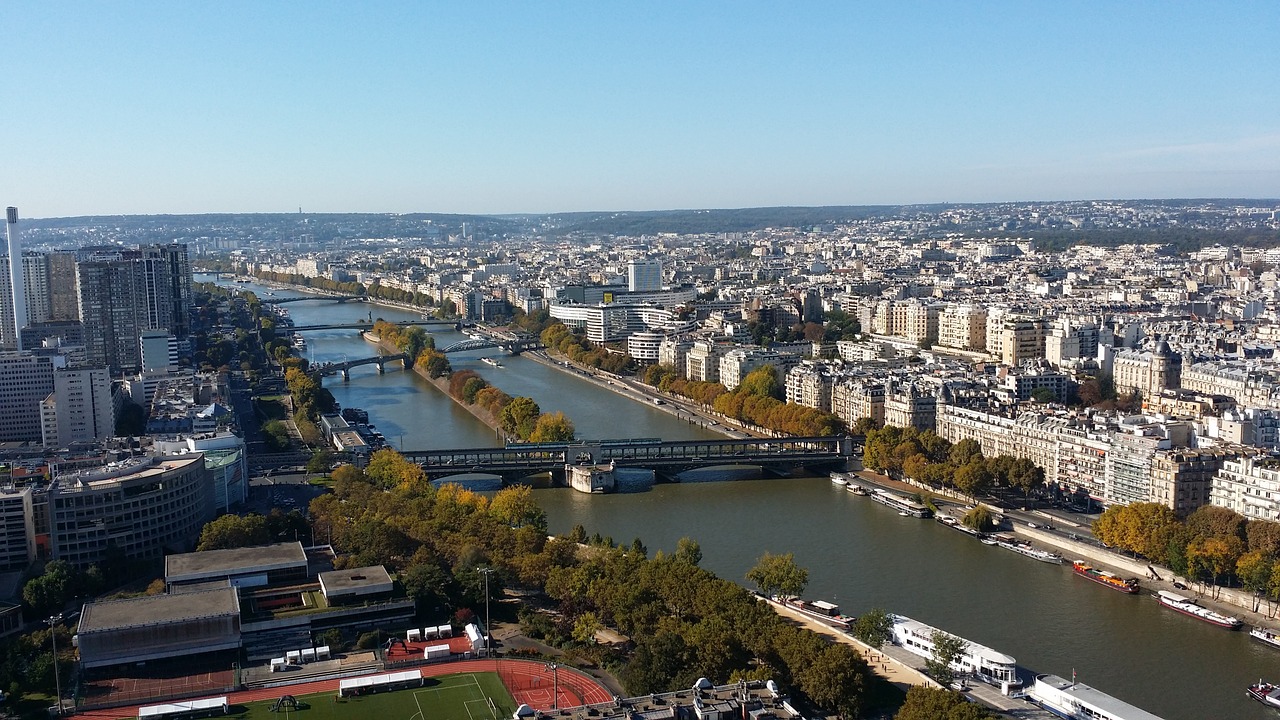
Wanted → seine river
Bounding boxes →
[206,275,1275,719]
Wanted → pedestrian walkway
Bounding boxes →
[765,599,1058,719]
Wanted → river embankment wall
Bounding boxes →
[361,332,507,437]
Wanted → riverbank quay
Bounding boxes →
[852,468,1280,630]
[522,350,752,440]
[762,597,1057,720]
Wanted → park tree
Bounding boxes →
[1007,458,1045,509]
[924,630,968,688]
[1238,550,1273,612]
[1185,505,1246,544]
[500,397,542,440]
[746,552,808,599]
[894,686,997,720]
[529,411,575,442]
[952,460,993,500]
[948,438,984,467]
[261,420,291,451]
[306,449,334,475]
[1247,520,1280,557]
[799,643,867,720]
[962,506,997,533]
[197,513,271,550]
[738,366,783,400]
[852,608,893,648]
[489,485,549,533]
[675,537,703,566]
[402,560,453,615]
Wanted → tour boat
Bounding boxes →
[996,537,1063,564]
[890,614,1021,689]
[1248,681,1280,709]
[1154,590,1243,629]
[481,357,503,368]
[1072,561,1140,594]
[1249,627,1280,650]
[845,482,870,495]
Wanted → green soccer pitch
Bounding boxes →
[227,672,518,720]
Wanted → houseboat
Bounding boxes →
[1028,674,1166,720]
[869,489,932,518]
[890,614,1020,691]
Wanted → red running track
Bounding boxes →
[71,658,614,720]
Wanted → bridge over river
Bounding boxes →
[401,435,857,483]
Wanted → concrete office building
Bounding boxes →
[0,351,59,443]
[0,253,50,348]
[48,454,213,566]
[627,259,663,293]
[40,366,115,447]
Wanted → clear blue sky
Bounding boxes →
[5,2,1278,217]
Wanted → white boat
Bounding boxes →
[890,614,1020,690]
[936,513,986,539]
[1029,674,1166,720]
[846,482,870,495]
[1154,590,1242,629]
[1250,626,1280,650]
[481,357,503,368]
[1248,681,1280,710]
[829,472,848,487]
[995,537,1063,564]
[869,489,932,518]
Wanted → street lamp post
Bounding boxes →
[478,567,494,657]
[47,613,63,716]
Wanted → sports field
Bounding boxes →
[228,673,516,720]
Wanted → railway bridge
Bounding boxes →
[401,435,857,484]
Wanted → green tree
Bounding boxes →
[894,686,997,720]
[499,396,542,440]
[746,551,808,598]
[738,366,783,399]
[947,438,984,467]
[852,608,893,648]
[799,643,867,719]
[1007,458,1045,509]
[675,537,702,566]
[261,420,291,451]
[962,506,996,532]
[306,449,334,475]
[952,460,993,499]
[528,411,575,442]
[1238,550,1273,612]
[402,561,452,615]
[489,485,549,533]
[1030,386,1057,403]
[197,513,271,550]
[925,630,968,688]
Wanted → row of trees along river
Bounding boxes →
[205,274,1280,720]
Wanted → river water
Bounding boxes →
[206,275,1275,719]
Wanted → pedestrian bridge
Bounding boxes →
[401,435,857,482]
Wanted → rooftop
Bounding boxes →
[165,541,307,583]
[78,587,240,634]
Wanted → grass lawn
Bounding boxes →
[227,672,517,720]
[256,396,289,422]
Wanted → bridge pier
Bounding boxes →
[340,368,350,381]
[376,359,385,374]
